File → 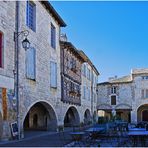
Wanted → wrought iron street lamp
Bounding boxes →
[14,30,30,140]
[14,30,30,50]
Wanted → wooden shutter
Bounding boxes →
[0,33,2,67]
[51,23,56,49]
[26,47,36,80]
[50,61,57,88]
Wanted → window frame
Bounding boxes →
[26,47,36,80]
[26,1,36,31]
[50,61,57,88]
[51,23,56,49]
[111,95,116,105]
[0,32,4,68]
[111,86,117,94]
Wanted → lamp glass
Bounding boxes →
[22,38,30,50]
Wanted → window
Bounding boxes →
[26,1,36,31]
[88,88,91,100]
[95,76,98,85]
[87,69,91,80]
[70,82,75,92]
[146,89,148,98]
[111,95,116,105]
[111,86,116,94]
[51,23,56,49]
[84,64,86,77]
[50,61,57,88]
[141,89,148,99]
[142,76,148,80]
[142,89,145,98]
[70,58,76,71]
[26,47,36,80]
[0,32,3,68]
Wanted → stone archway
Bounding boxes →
[0,112,3,139]
[64,106,80,127]
[23,101,57,131]
[84,109,91,124]
[115,103,132,122]
[137,104,148,122]
[97,104,112,121]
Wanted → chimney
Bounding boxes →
[108,75,118,81]
[60,33,67,42]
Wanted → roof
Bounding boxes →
[40,1,66,27]
[98,68,148,85]
[98,75,132,85]
[110,75,132,83]
[60,41,85,62]
[79,50,100,75]
[132,68,148,75]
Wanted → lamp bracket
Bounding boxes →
[14,30,29,41]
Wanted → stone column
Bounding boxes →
[2,121,10,141]
[112,109,116,116]
[131,109,137,123]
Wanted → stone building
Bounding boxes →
[0,1,66,140]
[97,68,148,123]
[60,36,99,127]
[60,40,85,126]
[0,1,99,140]
[79,51,99,124]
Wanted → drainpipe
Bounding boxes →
[91,71,93,123]
[15,1,20,140]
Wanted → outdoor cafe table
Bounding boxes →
[128,131,148,146]
[128,128,146,131]
[85,127,105,132]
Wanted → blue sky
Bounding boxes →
[51,1,148,82]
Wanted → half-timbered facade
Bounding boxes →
[60,41,85,105]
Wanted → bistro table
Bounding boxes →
[128,131,148,146]
[128,128,146,131]
[85,127,105,132]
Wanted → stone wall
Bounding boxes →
[98,70,148,123]
[0,1,99,140]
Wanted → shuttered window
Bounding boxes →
[51,23,56,49]
[26,1,36,31]
[50,61,57,88]
[26,47,36,80]
[0,32,3,68]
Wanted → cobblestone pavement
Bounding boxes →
[0,129,148,147]
[0,131,72,147]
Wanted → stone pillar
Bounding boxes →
[20,122,24,139]
[131,109,137,123]
[1,121,10,141]
[112,109,116,116]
